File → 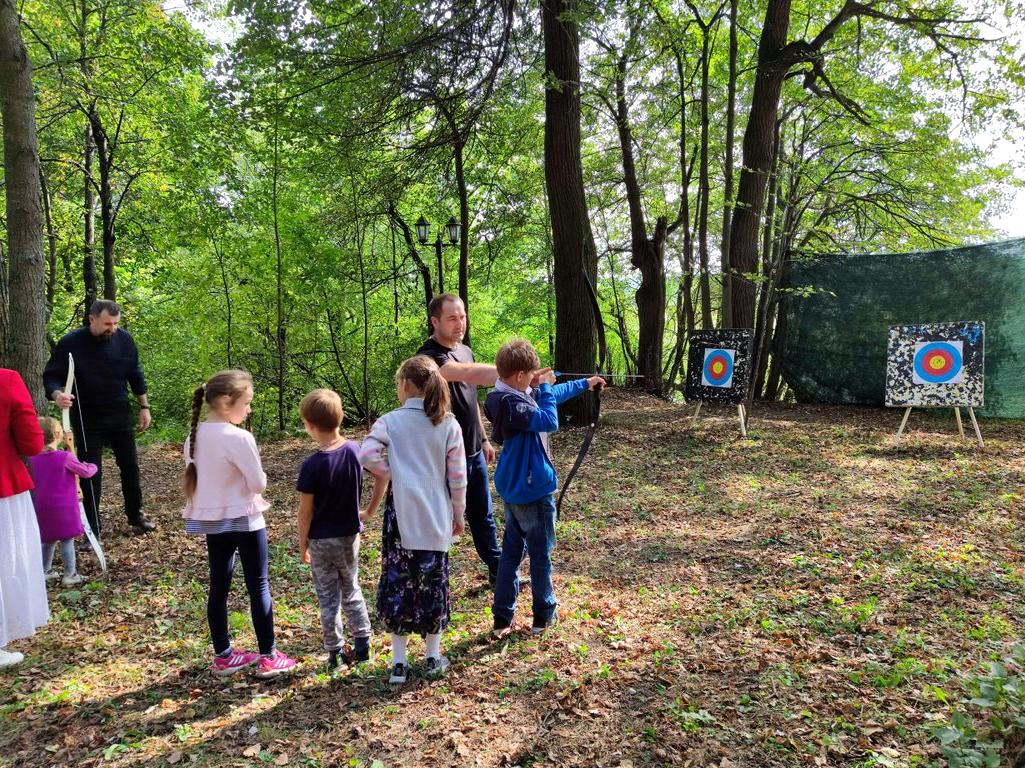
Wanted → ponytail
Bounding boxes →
[182,369,253,498]
[396,355,451,426]
[182,384,205,497]
[422,368,451,426]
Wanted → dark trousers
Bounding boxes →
[465,451,501,574]
[74,419,143,536]
[206,529,275,656]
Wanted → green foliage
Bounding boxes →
[931,645,1025,768]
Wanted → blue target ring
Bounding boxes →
[702,349,734,387]
[913,341,963,384]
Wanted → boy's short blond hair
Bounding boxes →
[495,338,541,379]
[300,389,344,432]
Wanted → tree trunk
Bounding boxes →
[612,53,665,395]
[41,167,57,308]
[728,0,791,329]
[720,0,737,328]
[82,123,97,315]
[271,108,285,433]
[0,0,47,407]
[697,29,713,329]
[542,0,598,423]
[389,204,433,336]
[88,112,116,301]
[454,137,472,348]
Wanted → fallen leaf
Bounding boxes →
[242,744,261,758]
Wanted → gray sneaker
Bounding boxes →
[424,655,450,678]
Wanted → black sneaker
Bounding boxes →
[128,515,157,533]
[532,615,558,637]
[327,649,341,671]
[492,618,513,640]
[388,663,408,684]
[424,655,450,678]
[342,643,371,665]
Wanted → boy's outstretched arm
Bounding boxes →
[297,493,314,565]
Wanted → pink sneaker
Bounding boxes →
[211,649,260,676]
[254,649,296,679]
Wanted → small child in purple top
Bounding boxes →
[297,389,387,671]
[28,417,97,587]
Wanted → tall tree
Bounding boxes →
[0,0,47,406]
[543,0,599,420]
[727,0,986,329]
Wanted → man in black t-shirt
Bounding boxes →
[417,294,501,584]
[43,300,155,535]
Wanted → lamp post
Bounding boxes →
[415,214,460,294]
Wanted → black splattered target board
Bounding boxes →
[685,329,754,405]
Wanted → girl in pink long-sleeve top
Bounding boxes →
[29,418,97,587]
[358,355,467,685]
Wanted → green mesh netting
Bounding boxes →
[781,238,1025,419]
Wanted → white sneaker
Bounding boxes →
[44,570,61,583]
[62,573,86,587]
[0,648,24,668]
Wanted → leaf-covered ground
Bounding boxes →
[2,395,1024,767]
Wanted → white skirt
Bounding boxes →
[0,491,49,647]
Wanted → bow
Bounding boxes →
[555,266,608,518]
[61,353,107,572]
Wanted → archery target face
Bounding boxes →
[885,322,984,408]
[702,348,736,388]
[685,329,753,405]
[912,341,963,385]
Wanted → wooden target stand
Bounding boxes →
[689,402,748,437]
[895,405,984,448]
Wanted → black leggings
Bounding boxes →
[206,529,275,655]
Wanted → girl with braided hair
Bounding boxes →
[182,370,296,679]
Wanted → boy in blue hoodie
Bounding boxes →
[485,339,604,638]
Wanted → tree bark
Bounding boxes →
[696,25,713,329]
[453,136,472,348]
[611,52,665,395]
[542,0,598,423]
[0,0,47,407]
[728,0,791,329]
[719,0,737,328]
[82,123,97,314]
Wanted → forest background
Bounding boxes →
[1,0,1024,438]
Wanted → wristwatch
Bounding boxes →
[139,406,151,410]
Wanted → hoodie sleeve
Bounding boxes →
[552,378,590,405]
[502,384,559,434]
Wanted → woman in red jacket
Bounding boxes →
[0,368,47,668]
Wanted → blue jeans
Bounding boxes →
[465,451,500,575]
[492,495,557,625]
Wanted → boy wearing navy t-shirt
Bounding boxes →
[297,389,387,670]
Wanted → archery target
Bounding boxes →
[885,321,984,408]
[702,348,736,388]
[686,329,753,405]
[912,341,963,385]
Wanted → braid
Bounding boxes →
[182,384,205,497]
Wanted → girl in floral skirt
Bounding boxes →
[359,356,467,684]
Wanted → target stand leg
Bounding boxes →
[737,404,748,438]
[896,406,913,441]
[954,407,965,440]
[967,407,984,448]
[690,402,702,424]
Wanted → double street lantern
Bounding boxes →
[415,215,460,293]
